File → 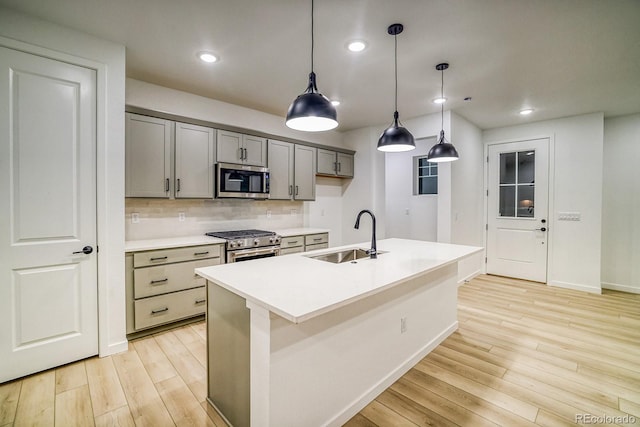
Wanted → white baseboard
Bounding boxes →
[99,339,128,357]
[601,281,640,294]
[327,321,458,427]
[458,269,482,286]
[549,280,601,294]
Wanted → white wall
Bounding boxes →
[601,114,640,294]
[0,7,127,355]
[483,113,604,293]
[384,137,438,242]
[126,78,343,148]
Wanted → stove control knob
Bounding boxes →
[254,239,260,246]
[229,241,236,248]
[237,240,244,247]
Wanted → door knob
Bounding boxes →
[73,246,93,255]
[535,227,547,232]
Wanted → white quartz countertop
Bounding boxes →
[272,227,330,237]
[196,238,483,323]
[125,235,226,252]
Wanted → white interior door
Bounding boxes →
[486,139,549,282]
[0,47,98,382]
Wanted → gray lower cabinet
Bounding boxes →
[126,243,224,335]
[267,140,316,200]
[317,148,354,178]
[125,113,216,198]
[279,233,328,255]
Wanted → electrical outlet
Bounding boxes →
[131,213,139,224]
[266,209,272,218]
[405,208,410,215]
[290,209,297,216]
[400,317,407,334]
[178,212,186,222]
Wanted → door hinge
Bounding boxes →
[486,189,489,196]
[486,156,489,163]
[485,257,487,263]
[485,224,488,230]
[96,245,99,253]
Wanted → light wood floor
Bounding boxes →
[1,275,639,426]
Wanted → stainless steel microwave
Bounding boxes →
[216,163,270,199]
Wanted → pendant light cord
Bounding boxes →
[441,67,444,131]
[310,0,314,73]
[394,33,398,114]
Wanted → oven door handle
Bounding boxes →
[229,246,280,262]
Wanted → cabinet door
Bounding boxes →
[217,130,243,164]
[336,152,354,178]
[126,113,172,197]
[243,135,267,166]
[294,145,316,200]
[317,148,337,176]
[267,140,293,200]
[175,122,215,198]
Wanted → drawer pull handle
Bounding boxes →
[313,237,322,241]
[288,240,299,245]
[150,278,168,285]
[151,307,169,314]
[150,256,168,262]
[195,299,206,304]
[194,251,210,256]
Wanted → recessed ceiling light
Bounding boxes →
[519,108,534,115]
[198,52,218,63]
[433,97,447,104]
[347,41,367,52]
[331,100,341,106]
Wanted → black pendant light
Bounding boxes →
[427,63,459,162]
[286,0,338,132]
[377,24,415,152]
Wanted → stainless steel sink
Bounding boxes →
[306,248,385,264]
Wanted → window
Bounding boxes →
[499,150,535,217]
[414,156,438,195]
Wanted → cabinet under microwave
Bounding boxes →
[216,163,270,199]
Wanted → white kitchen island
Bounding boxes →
[195,238,482,427]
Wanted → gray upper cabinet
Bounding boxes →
[267,140,316,201]
[175,122,216,198]
[317,148,354,178]
[126,113,215,198]
[294,145,316,200]
[267,140,294,200]
[217,130,267,166]
[126,113,173,198]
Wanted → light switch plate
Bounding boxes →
[131,213,139,224]
[558,212,581,221]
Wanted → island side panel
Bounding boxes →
[267,263,458,426]
[207,282,251,427]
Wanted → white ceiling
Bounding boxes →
[2,0,639,131]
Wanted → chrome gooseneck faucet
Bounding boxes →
[354,209,377,259]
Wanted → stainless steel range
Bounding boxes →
[205,229,281,263]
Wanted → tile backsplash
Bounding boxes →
[125,198,305,241]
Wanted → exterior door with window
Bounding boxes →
[0,47,98,382]
[486,139,549,282]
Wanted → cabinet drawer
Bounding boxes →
[305,233,328,246]
[305,242,328,252]
[280,236,304,249]
[134,244,221,267]
[134,258,220,298]
[135,287,206,330]
[279,246,305,255]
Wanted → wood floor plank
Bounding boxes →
[55,362,87,394]
[535,409,580,427]
[156,375,214,426]
[200,401,234,427]
[358,400,418,427]
[132,336,177,384]
[154,331,207,403]
[375,388,458,427]
[620,398,640,418]
[85,357,128,417]
[14,371,55,427]
[343,413,378,427]
[54,384,94,427]
[0,380,21,425]
[111,349,175,426]
[173,326,207,367]
[93,405,135,427]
